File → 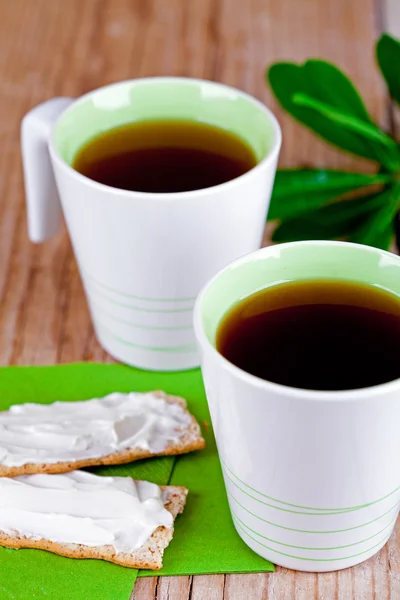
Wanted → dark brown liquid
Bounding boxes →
[217,280,400,391]
[72,120,257,193]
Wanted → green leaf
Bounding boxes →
[302,60,372,121]
[293,93,396,148]
[272,170,390,200]
[361,221,393,251]
[269,169,391,221]
[267,60,400,168]
[377,34,400,106]
[272,190,388,242]
[349,186,399,249]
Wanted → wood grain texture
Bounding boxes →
[0,0,398,598]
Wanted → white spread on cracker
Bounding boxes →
[0,471,173,551]
[0,392,190,467]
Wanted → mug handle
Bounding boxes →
[21,98,73,243]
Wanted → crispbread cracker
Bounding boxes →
[0,391,205,477]
[0,484,187,570]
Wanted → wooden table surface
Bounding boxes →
[1,1,399,598]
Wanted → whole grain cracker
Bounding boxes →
[0,483,187,569]
[0,391,205,477]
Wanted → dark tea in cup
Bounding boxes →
[73,120,257,193]
[217,279,400,390]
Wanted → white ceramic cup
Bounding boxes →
[21,78,281,371]
[194,241,400,572]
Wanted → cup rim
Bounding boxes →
[48,76,282,201]
[193,240,400,402]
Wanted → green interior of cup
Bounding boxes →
[200,241,400,347]
[53,79,276,165]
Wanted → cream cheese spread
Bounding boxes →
[0,392,190,467]
[0,471,173,551]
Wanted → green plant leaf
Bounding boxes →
[302,60,372,121]
[269,169,391,221]
[349,186,399,249]
[293,94,396,147]
[267,60,400,168]
[272,189,389,242]
[362,221,393,250]
[272,170,390,200]
[377,34,400,106]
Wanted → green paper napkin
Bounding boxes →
[0,363,273,600]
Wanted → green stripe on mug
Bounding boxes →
[83,269,196,303]
[86,284,193,313]
[232,512,396,551]
[234,518,391,563]
[90,297,192,331]
[96,321,196,353]
[227,489,400,534]
[222,459,400,513]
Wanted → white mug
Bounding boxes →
[194,241,400,571]
[21,78,281,371]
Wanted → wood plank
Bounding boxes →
[266,569,295,600]
[381,0,400,138]
[0,1,395,599]
[154,575,192,599]
[383,0,400,38]
[225,573,269,599]
[190,575,226,600]
[130,577,158,600]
